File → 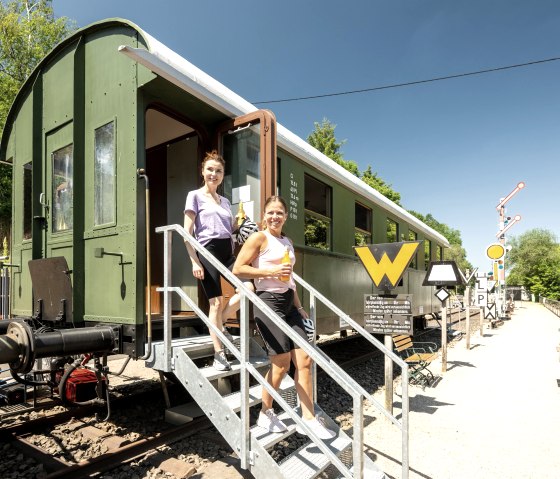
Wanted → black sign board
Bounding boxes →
[364,294,413,335]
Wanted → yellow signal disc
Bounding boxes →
[486,243,505,260]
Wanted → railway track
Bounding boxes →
[0,311,482,478]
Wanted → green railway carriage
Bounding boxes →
[0,19,449,358]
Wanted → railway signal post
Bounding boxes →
[355,241,421,413]
[423,261,464,372]
[495,182,525,319]
[461,268,478,350]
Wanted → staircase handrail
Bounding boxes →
[293,271,410,405]
[157,224,378,478]
[293,272,409,474]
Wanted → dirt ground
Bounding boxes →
[363,301,560,479]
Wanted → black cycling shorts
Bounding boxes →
[254,289,308,356]
[197,238,235,300]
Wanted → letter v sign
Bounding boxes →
[355,241,421,291]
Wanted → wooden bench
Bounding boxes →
[392,335,438,388]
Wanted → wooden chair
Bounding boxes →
[392,335,438,388]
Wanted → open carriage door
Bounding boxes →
[215,110,277,324]
[215,110,277,227]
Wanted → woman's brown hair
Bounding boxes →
[261,196,288,233]
[201,149,225,168]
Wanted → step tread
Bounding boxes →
[200,356,270,381]
[223,377,295,412]
[251,410,299,448]
[278,434,351,478]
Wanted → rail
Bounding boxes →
[156,223,409,479]
[293,272,409,469]
[541,297,560,317]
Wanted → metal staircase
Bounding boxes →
[147,224,410,478]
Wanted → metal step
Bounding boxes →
[278,434,351,479]
[178,335,215,359]
[274,406,386,479]
[222,375,295,413]
[200,355,270,382]
[251,410,299,449]
[147,334,266,371]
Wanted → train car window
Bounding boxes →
[386,218,398,242]
[304,174,331,250]
[354,202,371,246]
[437,245,444,261]
[94,121,116,226]
[23,161,32,240]
[52,144,74,232]
[223,125,261,222]
[424,239,432,270]
[408,230,417,268]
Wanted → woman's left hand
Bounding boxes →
[298,307,308,318]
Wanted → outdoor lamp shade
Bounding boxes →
[422,261,465,286]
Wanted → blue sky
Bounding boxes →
[53,0,560,270]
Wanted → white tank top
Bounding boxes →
[253,230,296,293]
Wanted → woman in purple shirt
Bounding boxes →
[184,150,242,371]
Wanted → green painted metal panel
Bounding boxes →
[331,187,355,255]
[81,27,142,325]
[278,150,305,245]
[12,96,33,245]
[84,233,137,323]
[10,246,33,316]
[42,44,76,133]
[10,94,34,315]
[45,122,74,262]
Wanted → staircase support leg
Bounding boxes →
[353,394,364,478]
[239,293,250,469]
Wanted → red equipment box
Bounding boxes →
[65,368,106,403]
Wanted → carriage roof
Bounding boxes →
[1,18,449,247]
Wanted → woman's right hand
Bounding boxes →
[270,262,292,278]
[192,262,204,280]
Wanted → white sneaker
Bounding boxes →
[296,414,336,440]
[257,408,288,433]
[212,350,231,371]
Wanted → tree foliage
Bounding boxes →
[361,165,401,205]
[409,209,471,271]
[507,228,560,300]
[307,118,360,177]
[408,211,462,246]
[0,0,75,240]
[306,118,400,202]
[306,117,470,270]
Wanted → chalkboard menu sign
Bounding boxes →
[364,294,413,335]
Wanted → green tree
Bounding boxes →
[0,0,75,240]
[361,166,401,205]
[307,118,402,204]
[409,209,471,274]
[307,118,360,176]
[306,117,469,266]
[507,228,560,300]
[408,211,463,246]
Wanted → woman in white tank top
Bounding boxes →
[233,196,335,439]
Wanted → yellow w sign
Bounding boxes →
[354,241,422,290]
